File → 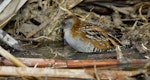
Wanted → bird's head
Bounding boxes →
[62,16,79,30]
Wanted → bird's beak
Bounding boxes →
[54,25,63,31]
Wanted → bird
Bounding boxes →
[62,16,122,53]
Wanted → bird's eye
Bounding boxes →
[62,21,66,26]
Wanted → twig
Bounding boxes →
[0,46,26,67]
[0,46,42,80]
[94,65,100,80]
[116,45,123,60]
[54,0,72,15]
[106,5,135,18]
[0,57,149,68]
[0,29,24,51]
[127,20,138,35]
[0,66,146,80]
[0,66,93,79]
[139,5,148,22]
[0,0,11,13]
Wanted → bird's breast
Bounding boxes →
[64,30,95,52]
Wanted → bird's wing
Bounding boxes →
[79,25,109,42]
[78,25,114,51]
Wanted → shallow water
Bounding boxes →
[10,40,150,80]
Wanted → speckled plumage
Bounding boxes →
[62,16,122,52]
